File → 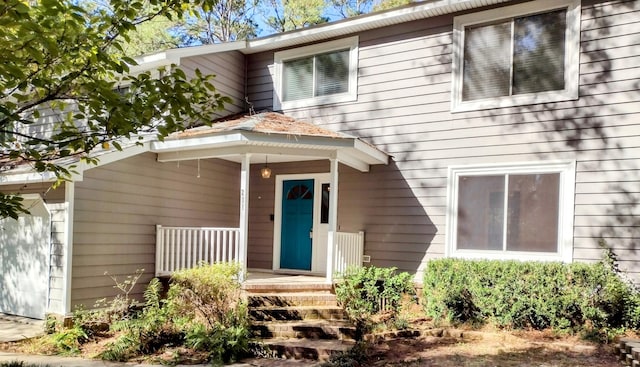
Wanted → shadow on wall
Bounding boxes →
[339,160,437,275]
[334,0,639,276]
[444,0,640,273]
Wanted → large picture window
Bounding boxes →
[447,161,575,261]
[451,0,580,112]
[274,37,358,110]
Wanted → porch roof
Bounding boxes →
[150,112,389,172]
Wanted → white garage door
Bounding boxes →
[0,195,50,319]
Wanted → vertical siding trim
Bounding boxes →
[239,154,251,281]
[63,182,75,315]
[326,158,339,284]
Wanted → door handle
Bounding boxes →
[309,228,313,239]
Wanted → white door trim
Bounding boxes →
[273,172,330,274]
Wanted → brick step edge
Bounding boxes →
[248,294,338,307]
[243,283,334,292]
[618,338,640,366]
[252,338,354,361]
[250,320,357,340]
[250,306,348,321]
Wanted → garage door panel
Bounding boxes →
[0,197,50,319]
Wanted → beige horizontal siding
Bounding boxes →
[245,0,640,282]
[47,204,67,315]
[180,51,246,115]
[71,153,240,308]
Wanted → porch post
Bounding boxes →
[239,154,251,282]
[326,158,339,284]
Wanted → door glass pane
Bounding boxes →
[283,57,313,101]
[315,49,349,97]
[462,21,511,101]
[506,173,560,252]
[287,184,312,200]
[457,175,505,250]
[513,10,566,94]
[321,183,330,224]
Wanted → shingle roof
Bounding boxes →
[173,112,349,140]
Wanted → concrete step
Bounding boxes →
[257,338,355,361]
[250,305,348,322]
[251,319,357,340]
[244,282,333,293]
[248,292,338,307]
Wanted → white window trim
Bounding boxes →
[445,160,576,262]
[451,0,581,112]
[273,36,359,111]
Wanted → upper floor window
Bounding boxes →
[451,0,580,112]
[274,37,358,110]
[446,161,576,262]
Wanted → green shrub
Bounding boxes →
[100,262,250,363]
[423,256,640,339]
[100,278,180,361]
[168,262,250,363]
[168,262,246,329]
[47,324,87,355]
[184,322,250,364]
[335,266,414,339]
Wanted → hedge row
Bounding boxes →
[423,258,640,334]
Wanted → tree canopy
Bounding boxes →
[176,0,260,44]
[0,0,230,218]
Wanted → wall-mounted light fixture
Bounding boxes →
[261,156,272,179]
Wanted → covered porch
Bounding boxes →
[150,112,388,283]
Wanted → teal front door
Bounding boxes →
[280,179,314,270]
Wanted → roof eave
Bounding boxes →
[151,130,388,172]
[244,0,512,54]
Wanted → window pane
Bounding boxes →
[513,10,566,94]
[457,176,505,250]
[321,183,330,224]
[315,49,349,97]
[462,21,511,101]
[506,174,560,252]
[283,57,313,101]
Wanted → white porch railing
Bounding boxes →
[155,225,240,276]
[333,231,365,276]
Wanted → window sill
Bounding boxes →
[451,88,579,113]
[276,92,357,111]
[450,250,570,263]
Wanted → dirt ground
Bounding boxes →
[364,330,622,367]
[0,328,626,367]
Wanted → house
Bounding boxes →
[1,0,638,320]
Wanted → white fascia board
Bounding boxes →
[241,131,353,148]
[129,59,180,74]
[164,41,247,58]
[246,0,510,54]
[0,142,151,185]
[156,144,337,163]
[130,41,248,72]
[129,41,247,74]
[79,142,151,172]
[0,170,58,185]
[151,132,250,153]
[353,139,389,165]
[336,150,370,172]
